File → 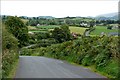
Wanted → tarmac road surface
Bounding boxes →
[15,56,107,79]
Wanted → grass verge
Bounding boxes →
[7,59,19,78]
[64,60,113,78]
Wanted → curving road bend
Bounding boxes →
[85,30,90,36]
[15,56,107,79]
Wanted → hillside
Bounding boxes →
[94,12,118,20]
[38,16,55,19]
[96,12,117,17]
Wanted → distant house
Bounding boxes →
[80,23,88,27]
[112,25,118,29]
[28,31,34,35]
[37,24,40,26]
[94,24,96,26]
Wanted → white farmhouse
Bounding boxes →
[112,25,118,29]
[80,23,88,27]
[28,31,34,35]
[37,24,40,26]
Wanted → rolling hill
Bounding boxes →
[94,12,118,20]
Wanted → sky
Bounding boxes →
[1,0,119,18]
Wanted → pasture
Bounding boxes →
[27,26,37,30]
[28,26,48,33]
[21,19,29,24]
[28,25,88,35]
[90,26,118,36]
[69,26,88,35]
[36,25,60,29]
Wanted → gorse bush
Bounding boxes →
[21,36,119,78]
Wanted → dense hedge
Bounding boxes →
[20,36,119,78]
[5,16,29,48]
[2,24,19,78]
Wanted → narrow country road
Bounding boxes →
[85,30,90,36]
[15,56,107,79]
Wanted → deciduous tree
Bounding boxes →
[5,16,29,47]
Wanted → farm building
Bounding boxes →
[112,25,118,29]
[37,24,40,26]
[80,23,88,27]
[28,31,34,35]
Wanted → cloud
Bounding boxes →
[1,0,118,17]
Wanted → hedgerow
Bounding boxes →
[20,36,119,78]
[2,24,19,78]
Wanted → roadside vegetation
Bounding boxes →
[2,16,29,78]
[5,16,29,48]
[2,24,19,78]
[20,36,119,78]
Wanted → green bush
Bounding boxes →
[2,24,19,78]
[5,16,29,47]
[52,24,72,43]
[107,26,113,29]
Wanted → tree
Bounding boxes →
[60,24,72,40]
[107,25,112,30]
[5,16,29,47]
[52,24,72,43]
[89,21,95,27]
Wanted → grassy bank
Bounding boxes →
[7,59,19,78]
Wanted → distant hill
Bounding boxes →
[2,13,118,21]
[94,12,118,20]
[38,16,55,19]
[96,12,117,17]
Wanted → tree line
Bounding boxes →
[2,15,118,27]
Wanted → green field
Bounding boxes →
[27,26,37,30]
[28,25,60,33]
[29,30,48,33]
[36,25,60,29]
[90,26,118,36]
[69,26,88,35]
[28,27,48,33]
[72,18,95,22]
[28,25,88,35]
